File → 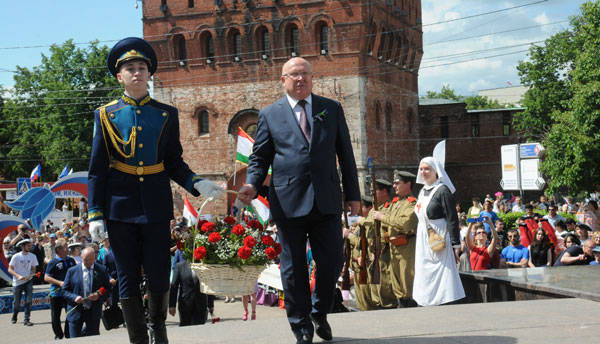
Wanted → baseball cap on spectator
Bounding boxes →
[49,233,57,239]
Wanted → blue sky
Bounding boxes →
[0,0,590,96]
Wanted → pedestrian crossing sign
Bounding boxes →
[17,177,32,196]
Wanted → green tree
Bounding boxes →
[0,40,121,181]
[423,85,511,110]
[516,1,600,195]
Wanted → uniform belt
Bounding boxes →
[111,160,165,175]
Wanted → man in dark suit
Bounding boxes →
[168,260,212,326]
[62,247,110,337]
[239,57,360,344]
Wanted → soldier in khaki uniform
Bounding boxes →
[377,170,418,307]
[344,196,377,311]
[364,179,397,309]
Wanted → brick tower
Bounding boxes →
[142,0,423,213]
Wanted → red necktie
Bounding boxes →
[298,99,311,142]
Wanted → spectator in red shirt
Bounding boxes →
[465,217,499,271]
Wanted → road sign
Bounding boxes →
[16,178,32,196]
[520,158,545,190]
[520,143,544,159]
[500,145,520,190]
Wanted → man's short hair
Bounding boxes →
[507,228,519,236]
[525,204,534,210]
[565,218,576,225]
[554,220,566,230]
[55,239,67,250]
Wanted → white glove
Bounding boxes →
[89,220,106,243]
[194,180,224,199]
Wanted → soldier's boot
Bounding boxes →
[147,292,169,344]
[121,296,149,344]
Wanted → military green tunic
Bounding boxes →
[379,195,418,300]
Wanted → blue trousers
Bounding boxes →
[275,206,344,333]
[107,220,171,298]
[12,280,33,322]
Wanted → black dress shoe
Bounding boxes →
[310,314,332,341]
[294,329,313,344]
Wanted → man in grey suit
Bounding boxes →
[239,57,360,344]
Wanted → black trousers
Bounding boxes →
[50,296,70,339]
[275,206,344,333]
[106,220,171,298]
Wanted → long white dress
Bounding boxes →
[413,183,465,306]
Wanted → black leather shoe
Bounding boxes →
[310,314,332,341]
[294,329,313,344]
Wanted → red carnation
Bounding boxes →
[238,246,252,260]
[223,216,236,225]
[232,224,245,236]
[35,271,42,279]
[98,287,107,296]
[197,219,207,227]
[274,243,282,255]
[194,246,207,260]
[201,221,216,233]
[208,232,222,243]
[265,247,277,260]
[243,236,256,248]
[176,240,183,250]
[247,219,264,231]
[261,235,275,246]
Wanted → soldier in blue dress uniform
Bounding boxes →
[87,37,222,344]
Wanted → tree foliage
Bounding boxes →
[423,84,508,110]
[516,1,600,195]
[0,40,121,181]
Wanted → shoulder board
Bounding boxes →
[407,196,417,203]
[96,99,119,111]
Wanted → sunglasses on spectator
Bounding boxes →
[476,231,486,235]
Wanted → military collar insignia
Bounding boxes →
[121,94,151,107]
[392,197,399,203]
[407,196,417,203]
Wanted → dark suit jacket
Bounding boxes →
[246,94,360,220]
[169,261,208,312]
[62,263,110,323]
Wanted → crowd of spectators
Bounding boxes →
[458,192,600,271]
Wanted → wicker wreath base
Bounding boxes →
[190,263,266,296]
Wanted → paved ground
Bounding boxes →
[1,297,599,343]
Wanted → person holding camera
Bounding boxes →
[464,217,499,271]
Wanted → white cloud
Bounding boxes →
[534,12,550,26]
[468,79,494,92]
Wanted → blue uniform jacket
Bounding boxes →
[61,264,110,323]
[245,94,360,220]
[88,94,200,223]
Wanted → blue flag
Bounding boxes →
[58,164,69,179]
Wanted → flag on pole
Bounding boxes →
[235,127,254,165]
[183,194,198,226]
[58,164,70,179]
[249,195,270,225]
[30,164,41,182]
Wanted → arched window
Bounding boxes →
[286,24,300,56]
[317,22,329,54]
[230,30,242,62]
[377,28,388,60]
[173,34,187,63]
[198,110,209,135]
[188,0,194,8]
[385,102,392,132]
[375,102,381,131]
[200,31,214,63]
[256,26,270,59]
[367,22,377,55]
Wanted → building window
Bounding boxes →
[230,30,242,61]
[375,102,381,131]
[173,34,187,63]
[256,26,270,59]
[377,28,388,60]
[367,23,377,56]
[503,113,511,136]
[471,114,480,137]
[200,31,214,62]
[198,110,209,135]
[188,0,194,8]
[385,102,392,132]
[318,22,329,54]
[440,116,448,138]
[286,25,299,56]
